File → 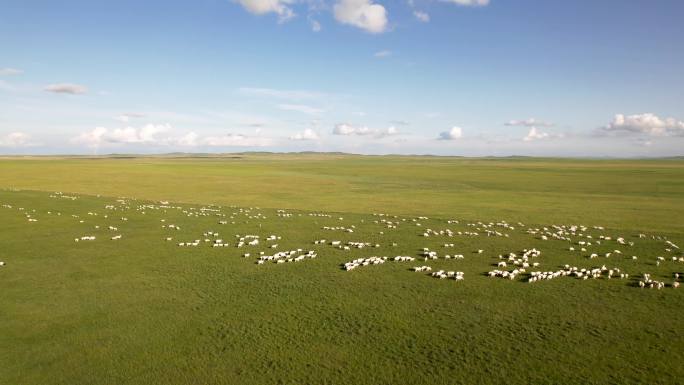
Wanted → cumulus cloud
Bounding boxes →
[289,128,320,140]
[334,123,371,136]
[108,124,171,144]
[333,123,398,138]
[377,126,398,138]
[0,68,23,76]
[374,50,392,58]
[72,125,275,149]
[438,126,463,140]
[505,118,554,128]
[413,10,430,22]
[203,133,275,147]
[523,127,550,142]
[443,0,490,6]
[235,0,295,22]
[44,83,88,95]
[601,113,684,137]
[278,103,324,115]
[175,132,199,146]
[71,124,173,148]
[334,0,388,34]
[72,127,108,148]
[0,132,32,147]
[505,118,560,141]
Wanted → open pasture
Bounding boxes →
[1,155,684,384]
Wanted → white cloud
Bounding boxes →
[333,123,372,135]
[72,125,275,149]
[72,127,108,148]
[443,0,490,6]
[44,83,88,95]
[71,124,172,148]
[311,19,322,32]
[374,50,392,58]
[0,132,32,147]
[413,10,430,22]
[334,0,388,34]
[377,126,398,138]
[0,68,23,76]
[278,103,324,115]
[238,87,325,100]
[203,133,275,147]
[505,118,554,127]
[115,113,146,123]
[602,113,684,137]
[333,123,398,138]
[175,132,199,146]
[523,127,550,142]
[235,0,295,22]
[289,128,320,140]
[505,118,560,141]
[438,126,463,140]
[108,124,171,144]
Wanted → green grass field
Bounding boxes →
[1,155,683,384]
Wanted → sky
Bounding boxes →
[1,0,683,156]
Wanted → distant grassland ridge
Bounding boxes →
[0,154,682,234]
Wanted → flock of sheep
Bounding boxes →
[1,191,683,291]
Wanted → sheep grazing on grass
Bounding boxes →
[178,240,201,247]
[413,266,432,272]
[344,242,372,249]
[528,265,626,283]
[431,270,464,281]
[489,269,525,280]
[343,257,386,271]
[638,273,667,289]
[423,250,438,260]
[259,250,318,265]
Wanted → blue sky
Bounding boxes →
[1,0,683,156]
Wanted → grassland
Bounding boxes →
[1,154,683,233]
[1,154,683,384]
